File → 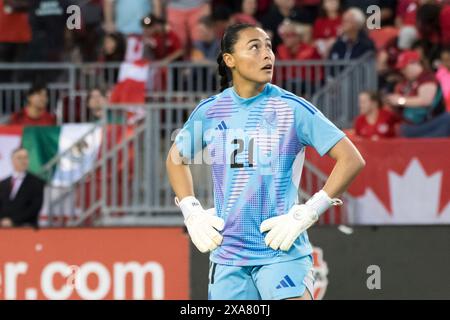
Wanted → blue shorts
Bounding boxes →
[208,255,314,300]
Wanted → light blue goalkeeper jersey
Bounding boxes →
[175,83,345,266]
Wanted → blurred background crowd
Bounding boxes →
[1,0,450,138]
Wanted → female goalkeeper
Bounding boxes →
[166,24,365,300]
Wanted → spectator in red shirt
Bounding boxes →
[277,21,322,62]
[385,50,450,137]
[0,0,32,82]
[313,0,343,57]
[395,0,440,28]
[0,0,31,58]
[276,21,323,95]
[396,0,419,27]
[354,91,399,139]
[141,14,184,64]
[10,84,56,126]
[386,50,445,124]
[377,26,418,93]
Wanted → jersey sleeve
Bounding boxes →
[292,96,346,156]
[174,100,210,160]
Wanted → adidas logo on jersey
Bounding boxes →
[276,275,296,289]
[215,120,228,131]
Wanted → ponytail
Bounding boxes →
[216,23,256,92]
[217,53,230,92]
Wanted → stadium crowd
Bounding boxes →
[0,0,449,138]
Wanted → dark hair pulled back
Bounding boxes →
[217,23,256,92]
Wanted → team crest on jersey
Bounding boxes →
[260,110,277,129]
[312,246,329,300]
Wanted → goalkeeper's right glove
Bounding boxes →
[176,196,225,253]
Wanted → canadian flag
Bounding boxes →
[110,59,149,103]
[124,35,144,63]
[352,158,450,224]
[304,136,450,225]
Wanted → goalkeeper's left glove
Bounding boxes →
[260,190,342,251]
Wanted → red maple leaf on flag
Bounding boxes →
[305,137,450,215]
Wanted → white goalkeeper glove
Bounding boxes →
[260,190,342,251]
[176,196,225,253]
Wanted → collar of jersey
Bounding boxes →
[229,83,270,108]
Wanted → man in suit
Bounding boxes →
[0,147,45,228]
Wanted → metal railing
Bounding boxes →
[37,102,212,226]
[0,58,373,125]
[96,104,211,226]
[22,56,377,226]
[301,160,355,225]
[312,52,377,128]
[39,102,355,227]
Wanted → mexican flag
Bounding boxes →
[0,124,102,187]
[0,124,134,226]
